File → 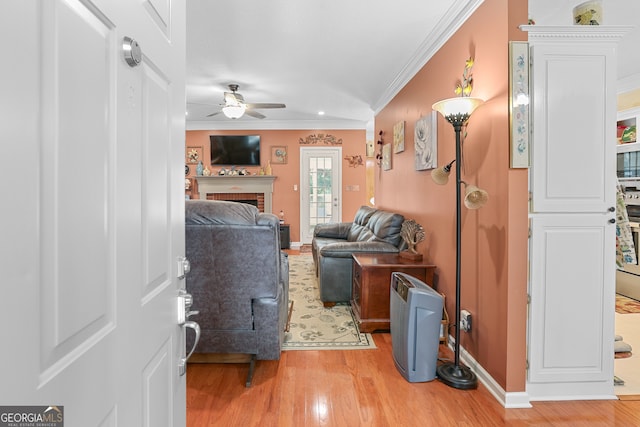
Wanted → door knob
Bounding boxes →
[179,321,200,376]
[609,218,616,224]
[122,36,142,67]
[608,207,615,212]
[178,289,200,376]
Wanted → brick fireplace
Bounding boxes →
[208,192,265,212]
[195,176,276,214]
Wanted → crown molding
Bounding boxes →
[371,0,485,114]
[186,119,369,131]
[521,25,634,42]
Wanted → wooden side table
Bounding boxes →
[351,253,436,333]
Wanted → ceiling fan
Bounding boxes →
[207,84,285,119]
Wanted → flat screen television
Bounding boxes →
[209,135,261,166]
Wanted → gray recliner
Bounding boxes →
[185,200,289,376]
[312,206,405,306]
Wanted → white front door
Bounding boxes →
[0,1,187,425]
[300,147,342,243]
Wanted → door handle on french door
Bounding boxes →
[179,321,200,376]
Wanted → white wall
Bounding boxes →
[529,0,640,83]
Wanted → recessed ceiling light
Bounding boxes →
[318,111,325,116]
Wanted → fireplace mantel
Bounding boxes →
[195,175,276,213]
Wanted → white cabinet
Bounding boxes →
[524,25,630,401]
[528,215,614,385]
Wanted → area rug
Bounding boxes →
[283,255,376,350]
[616,294,640,314]
[299,244,312,254]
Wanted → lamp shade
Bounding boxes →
[222,104,246,119]
[464,185,489,209]
[432,97,484,120]
[431,164,452,185]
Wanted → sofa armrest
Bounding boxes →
[319,241,400,258]
[313,222,352,239]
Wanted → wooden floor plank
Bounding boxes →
[187,333,640,426]
[617,394,640,401]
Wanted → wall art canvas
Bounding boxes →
[393,121,405,153]
[414,111,438,171]
[271,146,288,164]
[186,146,203,164]
[509,41,530,168]
[382,144,392,171]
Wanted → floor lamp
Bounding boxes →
[431,96,486,390]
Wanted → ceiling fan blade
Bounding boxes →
[245,103,286,109]
[244,110,266,119]
[206,111,222,117]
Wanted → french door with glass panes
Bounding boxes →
[300,147,342,243]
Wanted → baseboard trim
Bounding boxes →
[448,338,532,408]
[189,353,253,364]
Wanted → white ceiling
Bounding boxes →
[185,0,640,132]
[185,0,483,131]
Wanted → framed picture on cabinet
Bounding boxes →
[509,41,530,168]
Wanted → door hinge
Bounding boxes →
[526,359,529,370]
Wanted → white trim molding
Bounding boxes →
[446,338,532,408]
[187,119,368,131]
[618,73,640,94]
[371,0,485,114]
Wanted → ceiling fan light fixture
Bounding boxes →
[222,104,246,119]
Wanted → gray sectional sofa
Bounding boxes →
[311,205,406,306]
[185,200,289,364]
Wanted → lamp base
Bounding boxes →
[436,362,478,390]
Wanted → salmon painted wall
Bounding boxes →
[374,0,528,391]
[185,129,367,243]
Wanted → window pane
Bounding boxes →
[308,155,333,229]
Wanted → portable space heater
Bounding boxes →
[390,272,444,382]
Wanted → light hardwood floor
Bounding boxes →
[186,333,640,426]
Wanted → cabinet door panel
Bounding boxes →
[528,214,615,384]
[530,44,615,213]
